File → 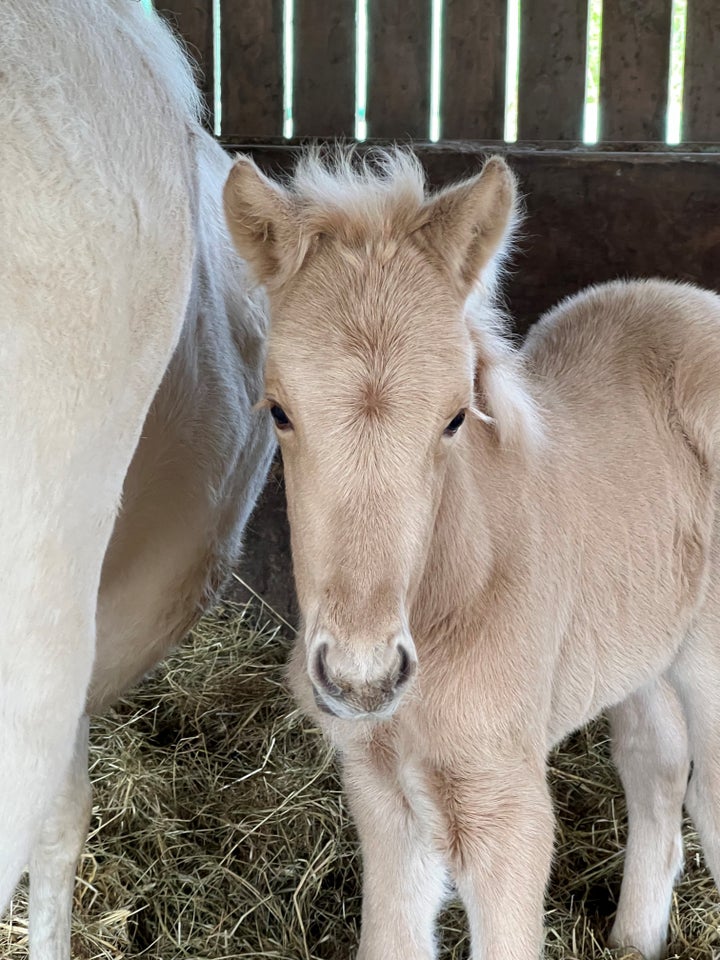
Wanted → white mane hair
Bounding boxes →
[287,145,428,241]
[465,291,545,456]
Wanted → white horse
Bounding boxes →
[2,4,275,958]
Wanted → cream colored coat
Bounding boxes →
[1,4,274,958]
[225,148,720,960]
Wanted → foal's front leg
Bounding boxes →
[343,743,449,960]
[447,758,554,960]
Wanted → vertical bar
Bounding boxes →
[157,1,214,129]
[356,0,369,139]
[293,0,356,137]
[599,0,673,141]
[366,0,431,139]
[505,0,521,141]
[682,0,720,141]
[442,0,507,140]
[583,0,603,143]
[518,0,588,141]
[220,0,284,138]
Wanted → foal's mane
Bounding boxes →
[287,146,428,243]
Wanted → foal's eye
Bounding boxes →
[269,404,292,431]
[443,410,466,437]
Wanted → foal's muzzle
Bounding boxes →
[307,630,417,720]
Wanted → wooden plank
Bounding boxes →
[600,0,673,141]
[518,0,588,141]
[683,0,720,142]
[442,0,506,140]
[236,143,720,618]
[293,0,355,138]
[221,0,284,139]
[366,0,431,139]
[156,1,214,127]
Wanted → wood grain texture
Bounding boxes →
[293,0,355,138]
[683,0,720,142]
[442,0,507,140]
[221,0,284,138]
[157,0,214,126]
[600,0,673,141]
[518,0,588,141]
[366,0,430,139]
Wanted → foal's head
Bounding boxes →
[225,149,525,720]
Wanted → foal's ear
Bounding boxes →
[223,156,298,286]
[419,156,517,296]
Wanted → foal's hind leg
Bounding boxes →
[608,679,689,960]
[29,716,91,960]
[670,624,720,887]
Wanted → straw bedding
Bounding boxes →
[2,597,718,959]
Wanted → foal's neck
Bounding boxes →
[413,421,534,638]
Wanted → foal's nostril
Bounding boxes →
[395,642,417,689]
[313,642,342,698]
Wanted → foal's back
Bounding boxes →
[523,280,720,737]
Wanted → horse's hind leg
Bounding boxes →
[670,623,720,887]
[608,678,689,960]
[29,716,91,960]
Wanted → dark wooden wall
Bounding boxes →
[158,0,720,143]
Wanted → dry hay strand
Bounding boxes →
[1,599,719,959]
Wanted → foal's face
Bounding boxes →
[224,152,515,720]
[266,247,474,719]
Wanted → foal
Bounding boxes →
[225,148,720,960]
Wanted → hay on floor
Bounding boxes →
[1,599,718,959]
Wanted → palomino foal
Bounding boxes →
[225,149,720,960]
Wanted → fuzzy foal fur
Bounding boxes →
[225,147,720,960]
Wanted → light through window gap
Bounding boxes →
[504,0,520,142]
[429,0,443,141]
[666,0,687,144]
[583,0,602,142]
[283,0,294,138]
[355,0,369,140]
[212,0,221,136]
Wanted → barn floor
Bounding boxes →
[2,597,719,959]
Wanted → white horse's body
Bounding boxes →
[1,4,274,956]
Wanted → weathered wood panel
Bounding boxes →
[366,0,430,139]
[683,0,720,142]
[221,0,284,138]
[600,0,673,141]
[442,0,506,141]
[518,0,587,141]
[157,1,214,126]
[293,0,355,138]
[235,145,720,623]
